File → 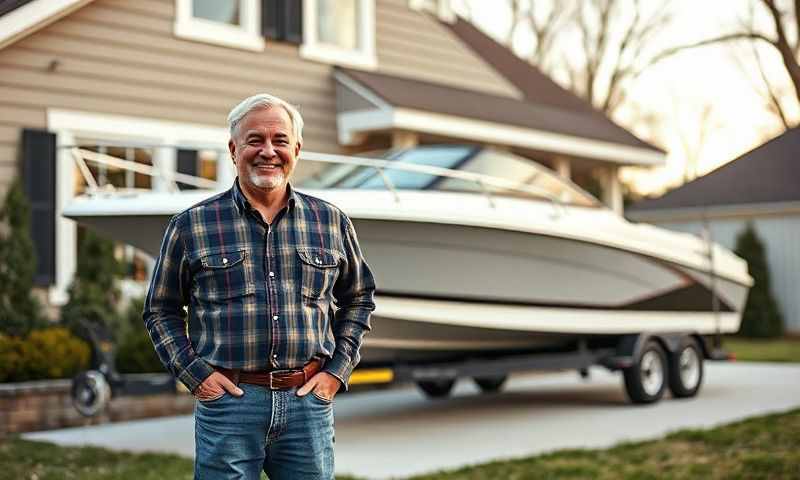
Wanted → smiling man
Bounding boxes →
[143,93,376,479]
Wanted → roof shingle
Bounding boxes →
[630,127,800,211]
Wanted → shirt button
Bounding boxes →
[272,315,278,320]
[222,258,228,265]
[269,271,275,277]
[272,354,278,359]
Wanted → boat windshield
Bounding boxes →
[295,145,600,207]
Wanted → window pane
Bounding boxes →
[317,0,358,49]
[360,145,474,189]
[198,149,220,182]
[133,148,153,189]
[193,0,240,25]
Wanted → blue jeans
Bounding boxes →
[194,382,335,479]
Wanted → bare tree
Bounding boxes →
[459,0,673,115]
[651,0,800,128]
[676,103,717,182]
[508,0,673,115]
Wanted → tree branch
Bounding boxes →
[640,32,777,76]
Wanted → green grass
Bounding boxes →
[2,409,798,480]
[0,438,359,480]
[410,408,800,480]
[724,336,800,363]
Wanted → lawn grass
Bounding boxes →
[410,407,800,480]
[2,408,798,480]
[0,438,359,480]
[724,336,800,363]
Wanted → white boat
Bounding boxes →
[63,145,752,365]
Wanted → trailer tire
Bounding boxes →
[417,379,455,398]
[623,340,667,404]
[473,375,508,393]
[668,337,704,398]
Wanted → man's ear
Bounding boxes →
[294,140,301,158]
[228,139,236,164]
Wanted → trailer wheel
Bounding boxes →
[667,337,704,398]
[623,340,667,404]
[417,379,455,398]
[473,375,508,393]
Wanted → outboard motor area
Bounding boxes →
[70,320,176,417]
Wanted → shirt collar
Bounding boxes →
[232,178,299,217]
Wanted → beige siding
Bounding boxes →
[0,0,521,196]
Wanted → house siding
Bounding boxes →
[0,0,520,198]
[648,214,800,334]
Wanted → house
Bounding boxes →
[0,0,664,311]
[627,127,800,334]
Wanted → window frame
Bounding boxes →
[300,0,377,70]
[174,0,264,51]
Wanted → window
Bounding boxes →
[177,148,223,190]
[301,0,376,70]
[296,145,599,207]
[75,143,154,195]
[192,0,240,25]
[174,0,264,51]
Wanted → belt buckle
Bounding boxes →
[268,368,294,390]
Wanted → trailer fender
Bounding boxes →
[602,333,699,370]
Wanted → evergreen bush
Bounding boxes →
[60,228,124,340]
[115,296,164,374]
[0,180,46,336]
[734,223,784,338]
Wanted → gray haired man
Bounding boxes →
[144,93,376,479]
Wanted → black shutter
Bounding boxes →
[177,149,198,190]
[262,0,303,44]
[20,128,56,286]
[284,0,303,44]
[262,0,281,39]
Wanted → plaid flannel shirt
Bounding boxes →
[143,180,376,393]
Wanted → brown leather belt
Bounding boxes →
[216,359,323,390]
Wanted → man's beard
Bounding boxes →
[248,165,286,190]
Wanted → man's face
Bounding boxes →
[229,106,300,192]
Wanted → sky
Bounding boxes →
[454,0,793,195]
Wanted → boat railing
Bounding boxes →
[65,145,568,214]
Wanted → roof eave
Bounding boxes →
[627,200,800,222]
[0,0,94,50]
[337,106,666,166]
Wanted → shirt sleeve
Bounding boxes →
[324,215,377,390]
[142,214,214,393]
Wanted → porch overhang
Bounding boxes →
[334,69,665,167]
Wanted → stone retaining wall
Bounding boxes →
[0,375,194,436]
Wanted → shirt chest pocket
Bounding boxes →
[297,248,339,301]
[196,249,254,301]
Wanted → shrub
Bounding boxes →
[734,223,784,338]
[60,228,124,340]
[0,180,46,336]
[0,334,24,382]
[115,297,165,374]
[22,327,91,380]
[0,328,91,382]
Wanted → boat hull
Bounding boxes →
[64,192,750,364]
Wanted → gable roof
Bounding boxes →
[0,0,92,50]
[443,18,661,153]
[630,127,800,211]
[0,0,33,17]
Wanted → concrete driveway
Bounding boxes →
[24,362,800,479]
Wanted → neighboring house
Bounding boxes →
[0,0,664,310]
[627,127,800,334]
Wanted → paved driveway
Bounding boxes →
[25,362,800,479]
